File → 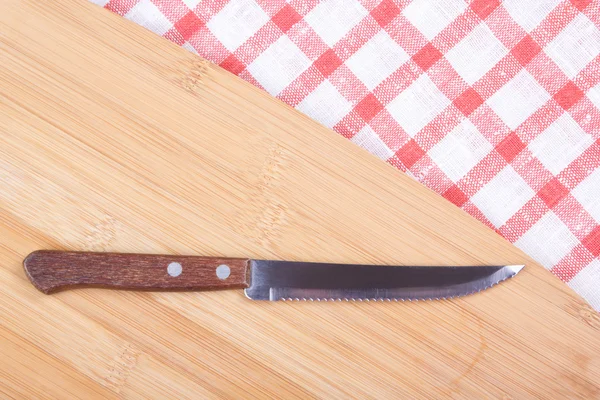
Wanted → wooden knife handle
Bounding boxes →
[24,250,250,294]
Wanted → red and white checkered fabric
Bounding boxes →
[92,0,600,309]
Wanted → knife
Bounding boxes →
[23,250,523,301]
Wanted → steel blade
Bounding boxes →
[244,260,524,301]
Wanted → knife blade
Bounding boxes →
[23,250,523,301]
[245,260,523,301]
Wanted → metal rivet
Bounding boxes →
[216,264,230,280]
[167,262,182,277]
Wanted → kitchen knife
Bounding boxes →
[24,250,523,301]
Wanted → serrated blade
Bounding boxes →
[244,260,524,301]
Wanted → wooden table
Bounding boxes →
[1,0,599,398]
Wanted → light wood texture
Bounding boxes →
[24,250,249,294]
[1,0,599,398]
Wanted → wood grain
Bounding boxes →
[0,0,599,398]
[23,250,249,294]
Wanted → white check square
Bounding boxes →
[402,0,466,40]
[386,74,450,137]
[247,36,311,96]
[528,114,593,176]
[486,70,550,130]
[125,0,173,35]
[544,14,600,78]
[429,119,493,182]
[345,31,409,90]
[305,0,368,47]
[471,166,535,228]
[503,0,561,32]
[572,168,600,223]
[351,125,395,160]
[445,23,508,85]
[297,80,352,129]
[515,212,579,269]
[207,0,269,51]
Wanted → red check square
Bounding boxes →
[443,185,469,207]
[412,43,443,72]
[314,49,343,78]
[396,140,426,169]
[470,0,501,20]
[538,178,569,208]
[371,0,401,28]
[454,88,484,116]
[175,11,204,41]
[220,54,246,75]
[570,0,592,11]
[511,35,542,66]
[553,81,585,110]
[496,132,526,163]
[355,94,384,123]
[272,4,302,33]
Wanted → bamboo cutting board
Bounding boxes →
[1,0,599,398]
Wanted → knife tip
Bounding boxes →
[506,264,525,275]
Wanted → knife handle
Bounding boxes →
[24,250,250,294]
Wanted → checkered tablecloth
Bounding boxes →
[93,0,600,309]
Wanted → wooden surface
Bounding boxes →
[1,0,599,398]
[24,251,249,294]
